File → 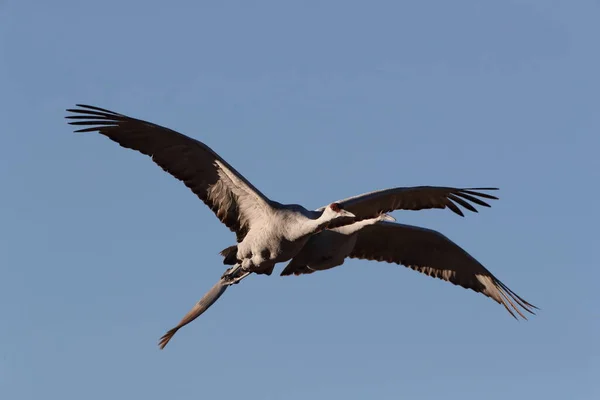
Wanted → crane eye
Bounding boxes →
[330,203,343,212]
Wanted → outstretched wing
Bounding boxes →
[317,186,498,218]
[66,104,273,242]
[349,222,537,319]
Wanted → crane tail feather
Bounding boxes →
[219,245,238,265]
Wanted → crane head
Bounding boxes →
[326,202,355,219]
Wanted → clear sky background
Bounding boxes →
[1,1,598,399]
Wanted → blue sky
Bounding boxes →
[1,1,598,399]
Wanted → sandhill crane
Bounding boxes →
[65,104,379,348]
[279,223,537,317]
[158,187,535,349]
[277,188,538,322]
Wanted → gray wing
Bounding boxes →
[316,186,498,219]
[158,279,229,349]
[66,104,272,242]
[349,222,537,319]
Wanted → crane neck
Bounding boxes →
[288,210,351,241]
[330,216,381,235]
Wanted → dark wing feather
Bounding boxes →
[349,222,537,319]
[66,104,272,242]
[317,186,499,219]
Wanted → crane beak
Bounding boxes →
[381,214,396,222]
[339,210,356,218]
